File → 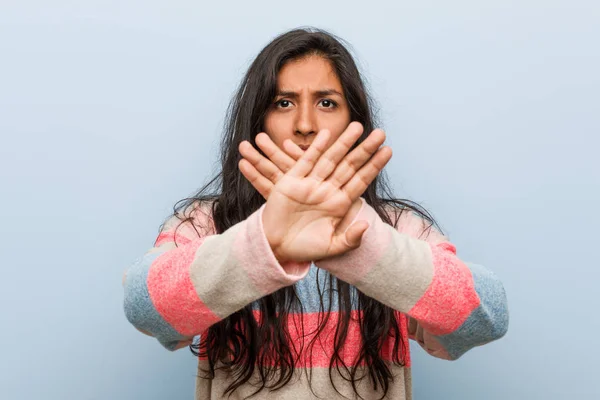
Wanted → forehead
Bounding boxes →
[277,55,342,90]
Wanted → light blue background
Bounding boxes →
[1,1,598,399]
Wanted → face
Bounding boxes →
[263,55,351,152]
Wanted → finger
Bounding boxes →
[288,128,331,178]
[328,128,386,189]
[327,219,369,256]
[342,146,393,200]
[415,323,425,345]
[238,158,273,200]
[308,121,364,182]
[407,317,418,339]
[255,132,296,172]
[282,139,304,161]
[239,140,283,184]
[173,339,194,350]
[344,220,370,249]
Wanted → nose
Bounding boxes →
[294,103,316,137]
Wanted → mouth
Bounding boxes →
[298,144,310,151]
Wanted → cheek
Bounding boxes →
[264,113,288,147]
[325,113,352,143]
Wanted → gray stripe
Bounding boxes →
[123,251,187,351]
[251,263,360,313]
[434,262,509,359]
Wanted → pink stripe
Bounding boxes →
[154,230,193,247]
[147,240,221,336]
[291,310,362,368]
[198,310,410,368]
[397,312,412,368]
[408,242,480,336]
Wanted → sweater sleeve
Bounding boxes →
[122,201,310,351]
[315,198,509,360]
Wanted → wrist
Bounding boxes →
[262,203,285,262]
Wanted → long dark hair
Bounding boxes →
[169,27,443,399]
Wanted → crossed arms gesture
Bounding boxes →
[237,121,392,263]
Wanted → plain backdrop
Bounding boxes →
[1,1,598,399]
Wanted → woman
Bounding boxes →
[123,27,509,399]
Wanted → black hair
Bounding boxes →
[169,27,443,399]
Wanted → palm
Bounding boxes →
[264,174,354,262]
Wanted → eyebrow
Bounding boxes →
[275,89,344,98]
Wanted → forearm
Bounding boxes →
[123,204,311,350]
[316,199,509,359]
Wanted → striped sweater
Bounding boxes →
[122,197,509,399]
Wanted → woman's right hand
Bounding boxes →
[239,122,392,263]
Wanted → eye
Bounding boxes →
[319,99,337,108]
[275,99,292,108]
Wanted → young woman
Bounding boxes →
[123,27,509,399]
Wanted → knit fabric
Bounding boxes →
[123,198,509,399]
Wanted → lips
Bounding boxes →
[298,144,310,151]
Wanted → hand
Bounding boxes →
[238,124,364,237]
[238,122,392,263]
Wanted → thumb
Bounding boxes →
[343,220,370,250]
